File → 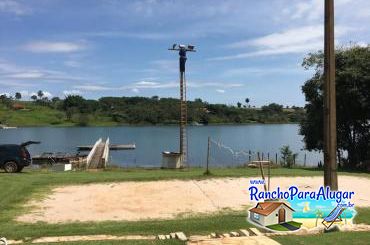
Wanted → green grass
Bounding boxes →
[0,168,368,241]
[273,231,370,245]
[22,241,183,245]
[354,207,370,224]
[266,224,290,231]
[267,221,302,231]
[288,221,302,228]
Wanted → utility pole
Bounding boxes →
[169,44,196,166]
[323,0,338,190]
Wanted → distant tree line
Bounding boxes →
[0,93,305,126]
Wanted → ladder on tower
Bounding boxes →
[180,71,187,165]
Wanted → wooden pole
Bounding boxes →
[205,136,210,175]
[324,0,338,190]
[275,153,278,165]
[257,152,267,191]
[268,157,271,191]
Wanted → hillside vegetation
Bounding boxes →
[0,95,305,127]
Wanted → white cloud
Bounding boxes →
[188,82,243,89]
[73,84,112,91]
[43,91,52,98]
[0,60,89,83]
[0,0,31,15]
[72,80,244,93]
[135,81,159,86]
[228,25,323,49]
[284,0,353,22]
[216,89,225,93]
[212,25,355,61]
[223,67,302,77]
[85,31,170,40]
[20,90,29,97]
[0,92,10,97]
[29,90,52,98]
[23,41,86,53]
[6,70,44,79]
[63,90,82,96]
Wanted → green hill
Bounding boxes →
[0,96,305,127]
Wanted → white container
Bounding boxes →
[51,163,72,172]
[162,152,182,169]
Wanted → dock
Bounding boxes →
[32,138,134,170]
[86,138,110,169]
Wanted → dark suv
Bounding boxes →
[0,141,38,173]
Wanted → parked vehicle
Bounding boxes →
[0,141,39,173]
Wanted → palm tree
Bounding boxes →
[37,90,44,99]
[15,92,22,100]
[315,209,324,226]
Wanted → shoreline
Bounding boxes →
[2,122,301,128]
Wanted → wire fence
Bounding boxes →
[207,137,319,168]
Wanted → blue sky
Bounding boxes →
[0,0,369,106]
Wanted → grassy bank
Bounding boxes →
[0,168,368,242]
[0,98,305,127]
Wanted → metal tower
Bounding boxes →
[168,44,196,165]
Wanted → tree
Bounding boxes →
[31,95,37,101]
[300,45,370,169]
[63,95,86,111]
[245,98,250,104]
[37,90,44,99]
[261,103,283,113]
[280,145,298,168]
[237,102,242,108]
[15,92,22,100]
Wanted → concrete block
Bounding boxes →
[157,235,166,240]
[175,232,187,241]
[249,228,263,236]
[239,229,250,236]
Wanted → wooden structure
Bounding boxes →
[323,0,338,190]
[85,138,110,169]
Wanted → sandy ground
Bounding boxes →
[17,176,370,224]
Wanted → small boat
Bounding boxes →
[0,124,17,129]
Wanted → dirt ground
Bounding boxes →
[17,176,370,223]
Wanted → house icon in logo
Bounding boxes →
[249,201,295,227]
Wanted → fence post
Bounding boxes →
[275,153,278,165]
[268,158,271,191]
[304,153,307,167]
[249,150,251,162]
[205,136,211,175]
[257,152,267,191]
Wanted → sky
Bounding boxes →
[0,0,369,106]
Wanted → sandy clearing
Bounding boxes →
[17,176,370,223]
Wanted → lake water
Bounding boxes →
[0,124,322,167]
